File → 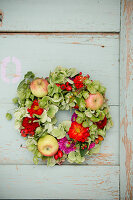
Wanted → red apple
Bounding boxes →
[38,135,59,157]
[30,78,49,97]
[85,92,104,110]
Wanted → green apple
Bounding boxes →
[85,92,104,110]
[30,78,49,97]
[38,135,59,157]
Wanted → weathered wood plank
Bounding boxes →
[0,33,119,105]
[0,165,119,199]
[0,0,120,32]
[0,104,119,165]
[120,0,133,199]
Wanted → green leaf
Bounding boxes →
[25,99,33,108]
[93,80,100,90]
[67,150,85,164]
[47,157,56,167]
[98,129,106,137]
[89,124,97,131]
[87,85,97,94]
[39,110,51,123]
[82,121,90,127]
[47,105,58,118]
[24,71,35,79]
[79,98,86,111]
[89,144,101,155]
[39,96,48,108]
[76,117,83,124]
[90,115,100,122]
[85,109,92,118]
[67,67,78,77]
[17,79,27,91]
[12,97,18,104]
[33,155,39,165]
[51,126,65,139]
[61,121,71,132]
[35,127,43,134]
[99,85,106,94]
[82,91,89,99]
[6,113,12,120]
[80,143,88,157]
[67,151,76,162]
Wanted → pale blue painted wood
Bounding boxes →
[120,0,133,199]
[0,34,119,105]
[0,165,119,199]
[0,0,120,32]
[0,104,119,165]
[0,1,121,198]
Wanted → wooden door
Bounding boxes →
[0,0,132,199]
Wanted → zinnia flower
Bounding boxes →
[27,99,43,117]
[21,117,40,137]
[58,137,76,154]
[68,121,90,142]
[88,142,95,150]
[71,112,77,122]
[96,116,107,129]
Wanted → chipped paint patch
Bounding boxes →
[0,10,3,27]
[87,153,114,165]
[71,42,80,44]
[120,0,133,199]
[125,1,133,88]
[121,108,133,199]
[16,165,18,171]
[120,1,133,199]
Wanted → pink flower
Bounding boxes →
[88,142,95,150]
[58,137,76,154]
[71,112,77,122]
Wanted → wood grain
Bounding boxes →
[0,33,119,105]
[0,2,121,198]
[0,104,119,165]
[0,0,120,32]
[0,165,119,199]
[120,0,133,199]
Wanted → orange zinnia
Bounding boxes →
[68,122,90,142]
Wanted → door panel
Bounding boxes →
[0,165,119,199]
[0,0,124,199]
[0,0,120,32]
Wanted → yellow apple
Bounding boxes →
[30,78,49,97]
[38,135,59,157]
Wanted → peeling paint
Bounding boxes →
[71,42,80,44]
[87,153,114,165]
[120,1,133,199]
[121,109,133,199]
[0,10,3,27]
[0,32,119,36]
[16,165,18,171]
[125,1,133,89]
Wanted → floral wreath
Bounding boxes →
[6,66,113,166]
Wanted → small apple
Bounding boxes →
[85,92,104,110]
[38,135,59,157]
[30,78,49,97]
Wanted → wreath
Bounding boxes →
[6,66,113,166]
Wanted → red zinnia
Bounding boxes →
[68,122,90,142]
[96,116,107,129]
[21,117,40,137]
[27,99,43,117]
